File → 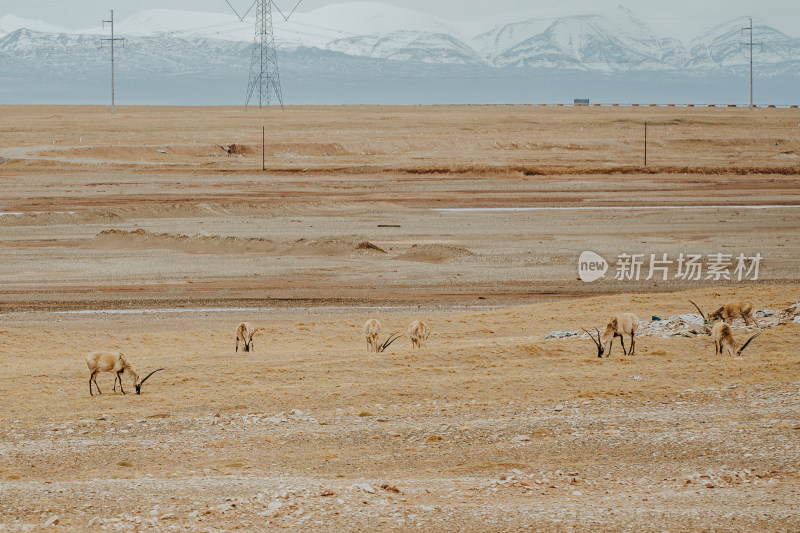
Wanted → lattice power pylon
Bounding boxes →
[245,0,283,110]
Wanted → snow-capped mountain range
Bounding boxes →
[1,3,798,105]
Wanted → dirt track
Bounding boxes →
[1,105,800,531]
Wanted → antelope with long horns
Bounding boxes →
[711,321,761,357]
[583,313,640,358]
[86,351,164,396]
[235,322,263,353]
[363,319,381,352]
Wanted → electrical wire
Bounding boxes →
[271,0,305,22]
[225,0,257,21]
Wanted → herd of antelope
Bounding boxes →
[362,318,430,352]
[83,296,788,397]
[83,318,430,396]
[584,300,767,359]
[690,300,763,358]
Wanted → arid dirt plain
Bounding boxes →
[1,105,800,531]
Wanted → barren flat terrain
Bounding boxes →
[1,105,800,531]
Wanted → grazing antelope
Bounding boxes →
[86,351,164,396]
[708,301,760,328]
[583,313,640,358]
[711,321,761,357]
[363,318,381,352]
[235,322,263,353]
[691,300,759,329]
[362,319,401,353]
[408,319,430,349]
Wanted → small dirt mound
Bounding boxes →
[395,244,474,264]
[282,236,385,257]
[356,241,387,254]
[226,144,252,155]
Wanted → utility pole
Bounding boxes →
[740,17,762,109]
[644,122,647,167]
[102,10,125,114]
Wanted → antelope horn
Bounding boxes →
[581,328,600,348]
[689,300,706,320]
[138,368,165,386]
[738,331,762,354]
[378,333,402,352]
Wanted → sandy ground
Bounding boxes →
[1,105,800,531]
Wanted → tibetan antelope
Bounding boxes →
[691,300,759,329]
[363,319,401,353]
[363,319,381,352]
[583,313,640,358]
[235,322,263,353]
[86,351,164,396]
[408,319,430,349]
[711,321,761,357]
[708,301,760,328]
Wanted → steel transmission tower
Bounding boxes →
[246,0,283,110]
[226,1,302,109]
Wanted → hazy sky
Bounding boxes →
[2,0,798,37]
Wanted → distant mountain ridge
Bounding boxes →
[1,5,798,105]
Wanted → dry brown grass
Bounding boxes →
[2,284,797,425]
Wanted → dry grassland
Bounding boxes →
[1,105,799,531]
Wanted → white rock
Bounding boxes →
[43,516,59,527]
[554,404,564,412]
[511,435,531,443]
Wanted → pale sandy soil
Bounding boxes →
[1,105,800,531]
